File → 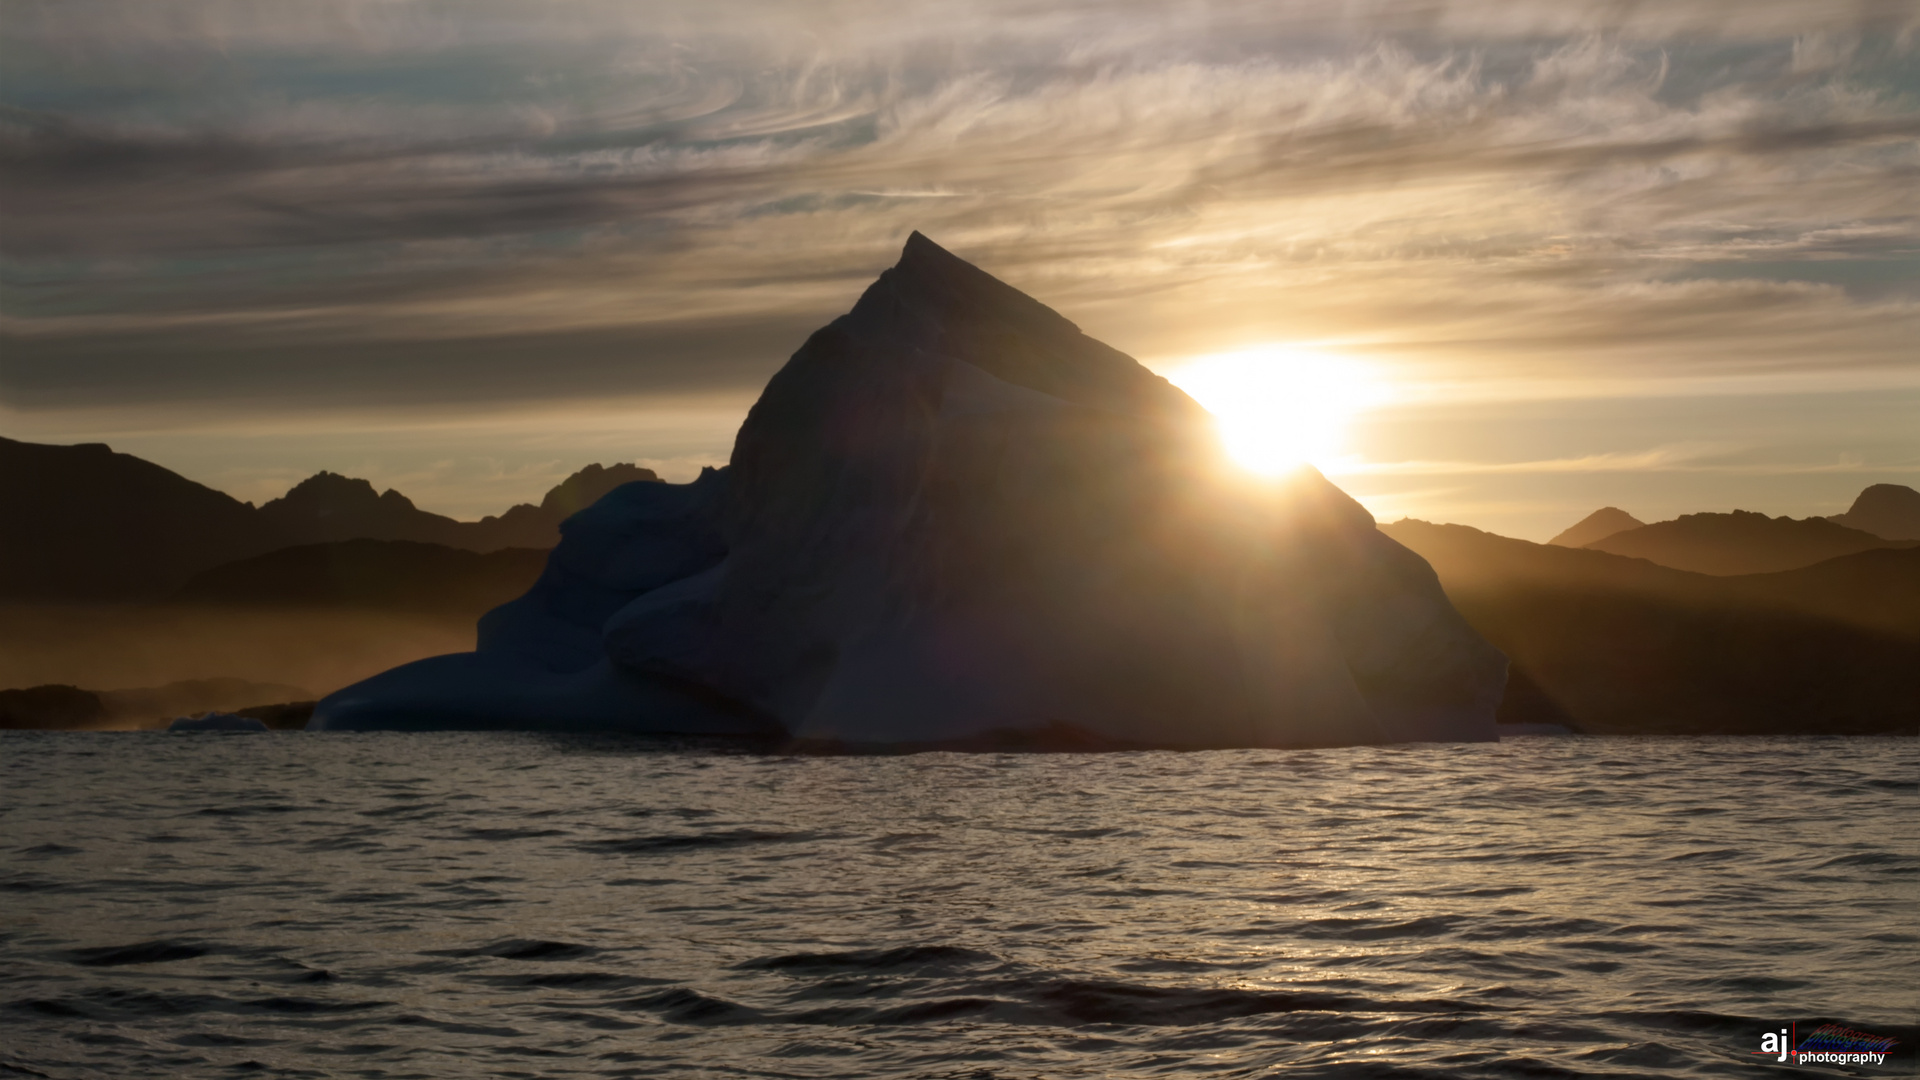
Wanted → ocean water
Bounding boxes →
[2,734,1913,1079]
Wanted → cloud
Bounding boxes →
[2,0,1916,424]
[1330,448,1920,476]
[0,311,827,410]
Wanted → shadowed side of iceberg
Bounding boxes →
[474,467,728,672]
[309,470,753,734]
[168,713,271,732]
[308,653,774,734]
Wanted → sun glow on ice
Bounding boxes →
[1165,346,1390,474]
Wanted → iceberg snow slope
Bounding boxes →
[312,234,1506,747]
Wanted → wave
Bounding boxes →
[2,733,1912,1078]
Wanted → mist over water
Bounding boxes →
[3,734,1913,1078]
[0,605,479,710]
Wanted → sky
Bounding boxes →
[2,0,1916,540]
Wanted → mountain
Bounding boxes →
[0,677,312,730]
[0,684,104,729]
[1584,509,1914,575]
[258,464,662,551]
[0,440,657,600]
[1548,507,1643,547]
[1725,547,1920,640]
[465,463,661,549]
[0,436,285,600]
[173,539,549,617]
[312,233,1508,747]
[1381,518,1918,735]
[258,472,468,547]
[1829,483,1920,540]
[1392,518,1920,638]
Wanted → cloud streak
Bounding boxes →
[0,0,1914,532]
[1331,449,1920,476]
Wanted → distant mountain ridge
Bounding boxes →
[0,677,313,731]
[1829,483,1920,540]
[252,463,659,551]
[1392,518,1920,640]
[1382,518,1918,735]
[258,472,467,547]
[1582,508,1915,575]
[0,435,658,600]
[466,463,662,549]
[1548,507,1643,548]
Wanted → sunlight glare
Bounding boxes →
[1165,346,1388,475]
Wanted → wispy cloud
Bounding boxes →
[1,0,1914,526]
[5,7,1912,379]
[1331,448,1920,476]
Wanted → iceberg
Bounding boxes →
[168,713,271,732]
[311,234,1506,747]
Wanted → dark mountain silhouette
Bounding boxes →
[0,684,104,729]
[1394,518,1710,595]
[0,436,284,600]
[1394,518,1920,638]
[0,677,312,730]
[1584,509,1915,575]
[174,539,548,617]
[1725,546,1920,640]
[1829,483,1920,540]
[1548,506,1643,547]
[1382,518,1919,735]
[256,464,661,551]
[258,472,468,546]
[466,463,660,549]
[0,436,657,600]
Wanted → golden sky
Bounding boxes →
[2,0,1916,538]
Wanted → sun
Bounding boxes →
[1164,345,1387,475]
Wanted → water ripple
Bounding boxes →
[0,733,1912,1078]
